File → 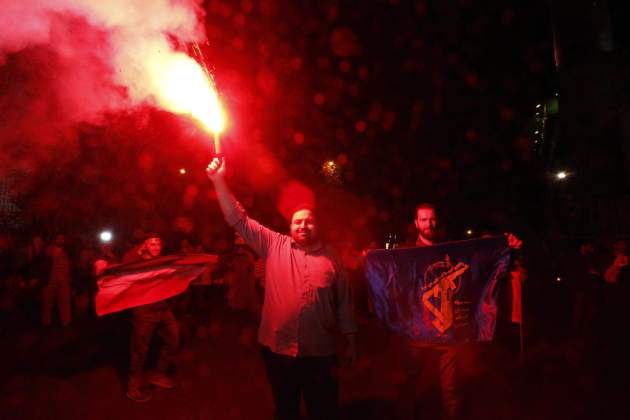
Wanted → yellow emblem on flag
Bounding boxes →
[421,255,470,334]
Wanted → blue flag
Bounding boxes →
[365,236,511,345]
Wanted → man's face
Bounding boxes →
[415,208,437,242]
[144,237,162,258]
[290,209,318,246]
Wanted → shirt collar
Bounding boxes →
[291,238,324,253]
[416,237,434,247]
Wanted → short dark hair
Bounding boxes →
[290,204,316,221]
[144,232,161,241]
[415,202,437,217]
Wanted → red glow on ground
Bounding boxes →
[355,121,367,132]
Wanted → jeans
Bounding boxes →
[128,301,179,384]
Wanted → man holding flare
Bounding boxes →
[206,157,357,420]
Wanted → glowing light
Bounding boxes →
[100,231,113,243]
[150,53,226,135]
[556,276,561,283]
[536,104,542,109]
[321,160,341,184]
[556,171,568,180]
[466,229,473,236]
[179,168,187,174]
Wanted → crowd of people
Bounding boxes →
[0,230,255,326]
[0,201,629,417]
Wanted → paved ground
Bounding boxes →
[0,294,627,420]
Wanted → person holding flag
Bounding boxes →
[206,157,357,420]
[366,203,522,420]
[95,233,180,402]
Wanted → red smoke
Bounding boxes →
[0,0,206,177]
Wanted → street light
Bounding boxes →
[555,171,568,180]
[99,230,113,243]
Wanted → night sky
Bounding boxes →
[0,0,585,247]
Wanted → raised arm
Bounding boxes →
[206,157,241,220]
[206,157,281,257]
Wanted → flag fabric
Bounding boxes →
[510,267,526,324]
[365,236,511,345]
[95,253,218,316]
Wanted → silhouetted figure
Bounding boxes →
[41,234,71,327]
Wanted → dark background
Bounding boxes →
[2,0,630,248]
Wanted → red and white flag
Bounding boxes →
[95,254,218,316]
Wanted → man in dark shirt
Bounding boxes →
[125,233,179,402]
[400,203,521,420]
[97,233,179,402]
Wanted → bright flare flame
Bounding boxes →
[150,53,226,134]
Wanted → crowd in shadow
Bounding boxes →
[0,229,629,418]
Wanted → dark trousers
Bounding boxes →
[400,345,460,420]
[260,346,338,420]
[129,301,179,384]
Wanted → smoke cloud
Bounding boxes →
[0,0,206,175]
